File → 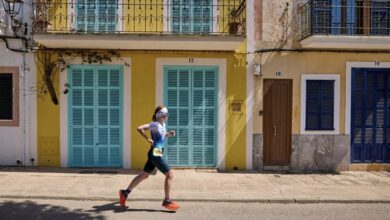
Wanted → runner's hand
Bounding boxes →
[168,130,176,137]
[147,139,154,145]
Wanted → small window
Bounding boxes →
[0,74,13,120]
[0,67,19,126]
[305,80,334,130]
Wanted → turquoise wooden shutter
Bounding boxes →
[86,0,96,32]
[192,69,204,165]
[178,69,190,165]
[201,0,212,33]
[182,0,191,32]
[192,68,217,166]
[192,0,212,33]
[166,69,179,164]
[97,69,109,165]
[193,0,202,32]
[107,0,117,31]
[164,67,217,167]
[83,69,95,166]
[108,68,121,166]
[172,0,181,32]
[76,0,96,32]
[76,0,86,31]
[331,0,341,34]
[98,0,107,32]
[70,68,96,166]
[165,68,191,165]
[69,65,123,167]
[172,0,192,33]
[98,0,117,32]
[96,68,122,166]
[203,69,217,165]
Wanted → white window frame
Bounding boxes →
[156,58,227,170]
[60,57,132,168]
[301,74,340,135]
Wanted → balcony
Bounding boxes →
[300,0,390,50]
[32,0,246,51]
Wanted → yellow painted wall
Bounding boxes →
[253,52,390,135]
[129,53,156,167]
[50,0,67,32]
[36,52,61,167]
[225,53,247,170]
[124,0,164,32]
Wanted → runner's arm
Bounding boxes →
[137,124,153,145]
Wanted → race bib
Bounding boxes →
[153,148,163,157]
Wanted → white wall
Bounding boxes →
[0,42,37,166]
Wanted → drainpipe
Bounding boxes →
[22,52,27,166]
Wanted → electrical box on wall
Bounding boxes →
[230,100,243,115]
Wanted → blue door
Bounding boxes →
[351,68,390,163]
[68,65,123,167]
[164,66,218,167]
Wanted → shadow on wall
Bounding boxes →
[0,200,105,219]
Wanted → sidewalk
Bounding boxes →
[0,167,389,203]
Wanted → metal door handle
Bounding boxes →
[273,126,277,136]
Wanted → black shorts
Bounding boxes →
[143,147,171,174]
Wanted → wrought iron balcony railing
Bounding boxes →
[301,0,390,39]
[33,0,246,35]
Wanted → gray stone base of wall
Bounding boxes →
[253,134,350,172]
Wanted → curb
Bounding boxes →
[1,195,390,204]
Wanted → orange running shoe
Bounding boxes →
[119,190,128,208]
[162,199,180,211]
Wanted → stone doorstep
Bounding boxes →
[262,165,290,172]
[350,164,390,172]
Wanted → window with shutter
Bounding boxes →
[171,0,212,33]
[305,80,335,130]
[76,0,117,32]
[164,66,217,167]
[69,65,123,167]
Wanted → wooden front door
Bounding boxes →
[263,79,292,166]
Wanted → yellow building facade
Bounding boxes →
[34,0,249,170]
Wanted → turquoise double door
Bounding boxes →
[68,65,123,167]
[164,66,218,167]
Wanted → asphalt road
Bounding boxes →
[0,199,389,220]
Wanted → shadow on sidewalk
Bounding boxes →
[86,202,175,214]
[0,200,104,219]
[0,166,142,175]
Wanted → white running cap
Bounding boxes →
[156,107,168,118]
